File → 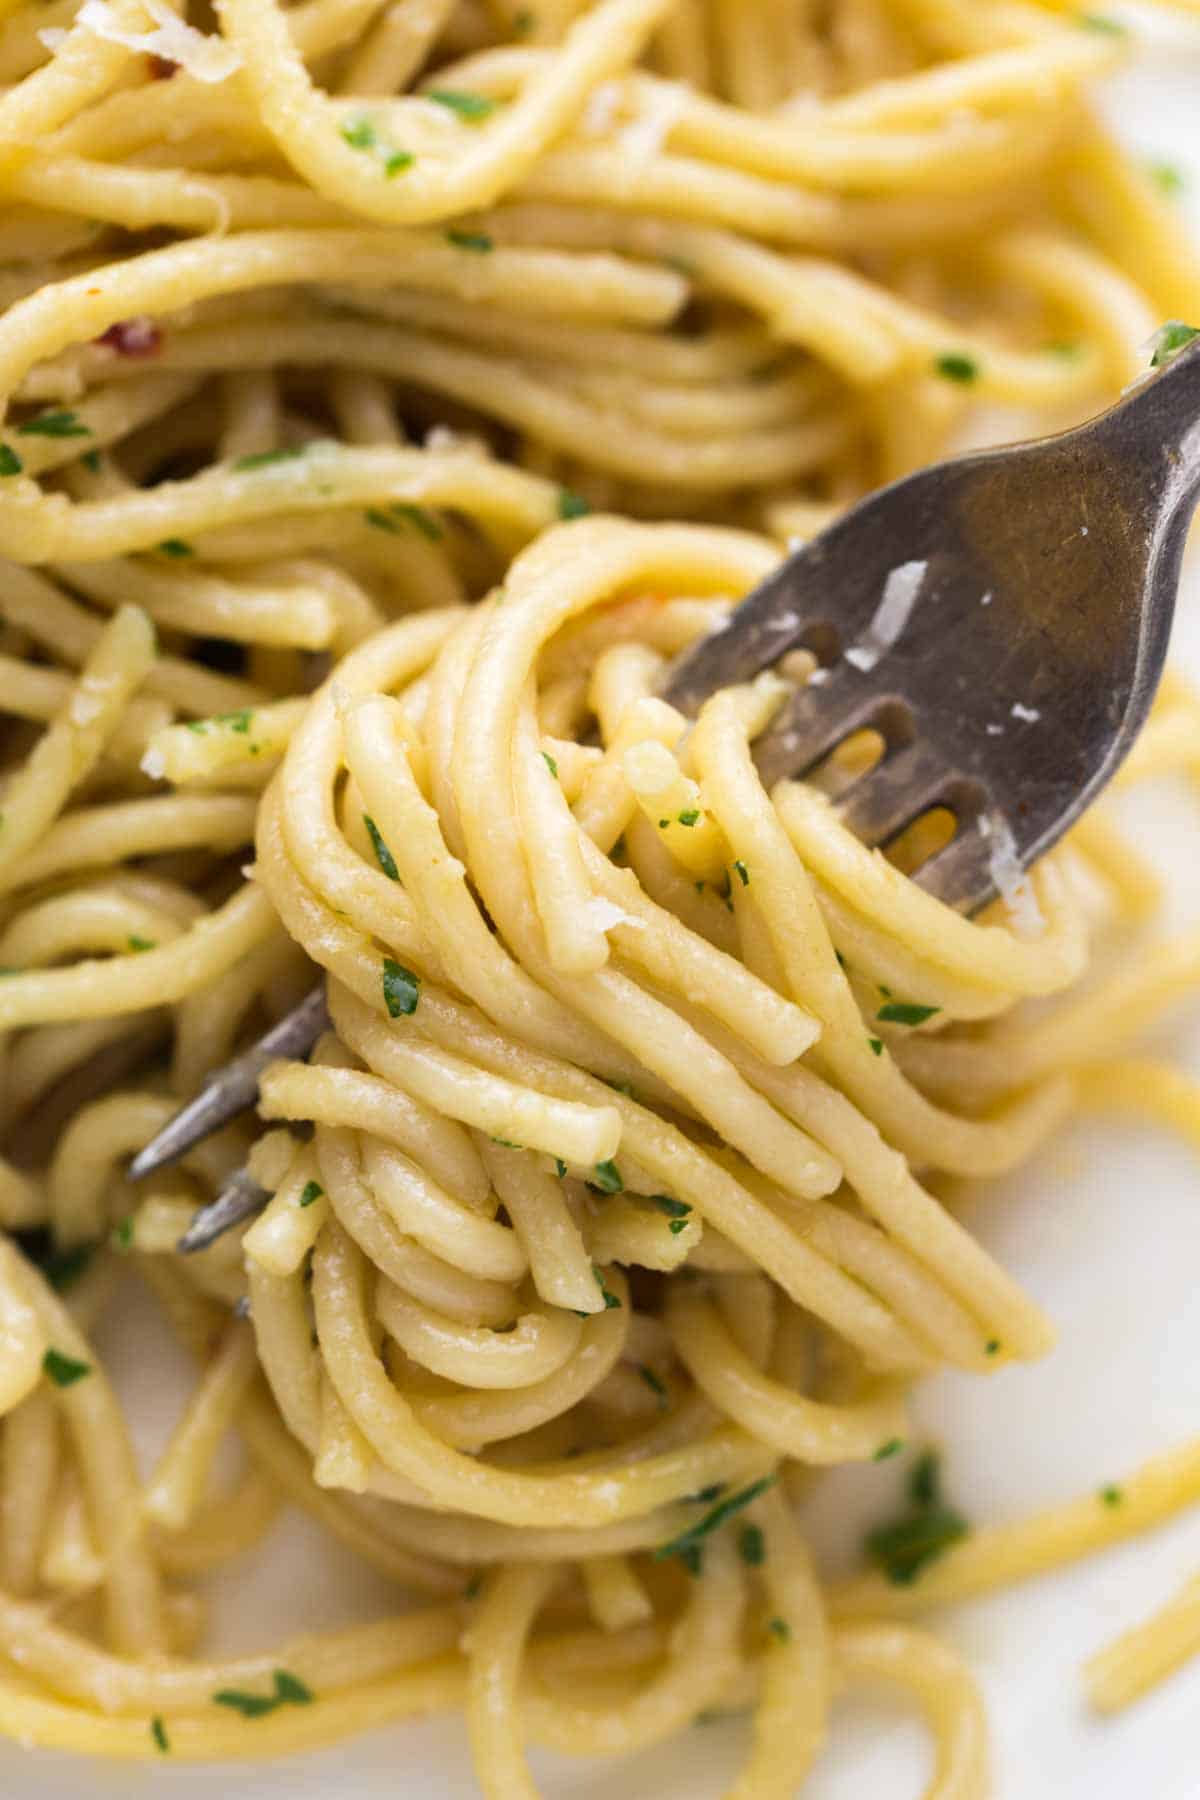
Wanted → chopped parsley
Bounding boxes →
[767,1617,791,1642]
[17,409,90,438]
[1099,1484,1123,1508]
[557,488,591,520]
[677,808,700,828]
[213,1670,313,1718]
[0,445,22,476]
[593,1265,622,1309]
[732,859,749,886]
[363,814,399,880]
[427,89,497,122]
[864,1449,967,1586]
[651,1195,690,1218]
[113,1216,135,1252]
[82,448,102,472]
[463,1573,483,1599]
[934,352,979,385]
[127,935,155,952]
[985,1339,1001,1356]
[876,1000,939,1027]
[299,1180,324,1208]
[365,501,444,540]
[382,958,421,1017]
[738,1523,765,1565]
[513,7,536,32]
[1079,11,1126,32]
[232,446,307,471]
[43,1348,91,1387]
[541,751,558,778]
[490,1137,522,1149]
[668,1219,688,1235]
[638,1364,667,1405]
[654,1476,776,1564]
[158,538,193,557]
[445,228,493,253]
[151,1716,169,1753]
[1148,159,1185,198]
[591,1159,623,1193]
[867,1036,883,1056]
[873,1437,904,1462]
[341,116,413,176]
[1150,320,1200,368]
[554,1158,567,1178]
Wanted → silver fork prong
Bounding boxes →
[835,741,962,847]
[128,986,329,1181]
[913,817,997,911]
[753,671,905,790]
[177,1167,269,1254]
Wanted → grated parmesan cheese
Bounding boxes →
[844,560,926,672]
[58,1,242,84]
[584,897,642,934]
[978,810,1043,938]
[1010,702,1040,723]
[140,746,166,780]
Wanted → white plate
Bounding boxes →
[7,15,1200,1797]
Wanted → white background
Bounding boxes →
[6,11,1200,1796]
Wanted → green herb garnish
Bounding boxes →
[271,1670,313,1705]
[652,1195,691,1219]
[365,501,444,540]
[1099,1484,1123,1508]
[212,1670,312,1718]
[445,228,493,253]
[151,1716,169,1753]
[126,935,155,953]
[654,1477,776,1564]
[876,1000,939,1026]
[427,89,496,122]
[554,1158,567,1178]
[864,1449,967,1586]
[591,1159,623,1193]
[1148,159,1186,198]
[867,1036,883,1056]
[17,409,90,438]
[873,1437,904,1461]
[363,814,399,880]
[593,1265,622,1310]
[14,1229,94,1290]
[0,445,22,476]
[986,1339,1001,1356]
[767,1617,791,1642]
[114,1217,135,1252]
[382,958,421,1017]
[638,1364,667,1404]
[557,488,590,520]
[232,446,306,471]
[43,1347,91,1388]
[738,1523,765,1565]
[82,448,101,473]
[732,859,749,886]
[158,538,193,557]
[934,353,979,385]
[299,1180,324,1208]
[1150,321,1200,368]
[677,808,700,827]
[541,751,558,778]
[1079,11,1126,32]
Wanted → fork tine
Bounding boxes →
[836,741,969,847]
[128,985,329,1181]
[177,1167,269,1255]
[753,669,908,789]
[913,817,998,912]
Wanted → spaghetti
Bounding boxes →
[0,2,1198,1795]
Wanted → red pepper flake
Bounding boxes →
[147,53,178,79]
[97,318,163,359]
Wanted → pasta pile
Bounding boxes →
[0,1,1200,1794]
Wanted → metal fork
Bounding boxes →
[132,329,1200,1249]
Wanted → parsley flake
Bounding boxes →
[864,1449,968,1586]
[17,409,90,438]
[363,814,399,880]
[591,1159,623,1193]
[557,488,590,520]
[0,445,22,476]
[638,1364,667,1405]
[127,935,155,952]
[43,1347,91,1387]
[738,1523,765,1565]
[382,958,421,1017]
[677,808,700,827]
[541,751,558,778]
[867,1036,883,1056]
[1099,1484,1123,1508]
[232,446,306,471]
[427,89,496,121]
[1150,321,1200,368]
[876,1000,940,1026]
[934,353,979,385]
[654,1476,776,1564]
[873,1437,904,1462]
[767,1617,791,1642]
[299,1180,324,1208]
[151,1716,169,1753]
[158,538,193,557]
[732,859,749,886]
[446,228,493,253]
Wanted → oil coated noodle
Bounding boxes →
[0,2,1199,1796]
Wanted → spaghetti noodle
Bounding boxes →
[0,2,1199,1795]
